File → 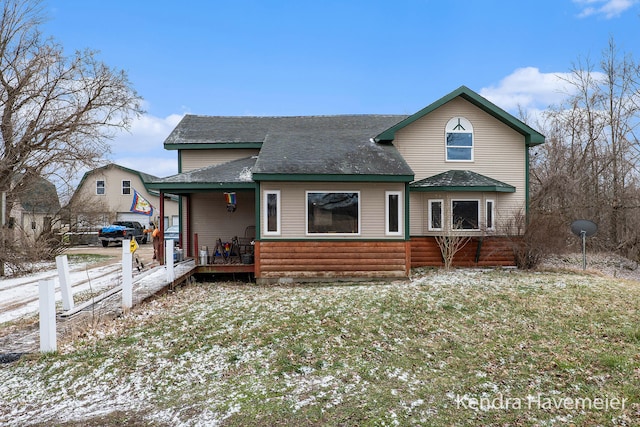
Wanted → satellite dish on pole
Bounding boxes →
[570,220,598,270]
[571,220,598,238]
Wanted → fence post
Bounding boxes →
[56,255,74,311]
[39,279,57,353]
[166,238,175,283]
[122,239,133,310]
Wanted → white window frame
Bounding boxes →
[428,199,444,231]
[451,199,480,231]
[122,180,131,195]
[263,190,281,236]
[486,199,495,231]
[445,116,474,162]
[385,191,402,236]
[96,180,105,195]
[306,191,361,236]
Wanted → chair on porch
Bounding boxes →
[228,236,241,264]
[238,226,255,255]
[212,239,226,264]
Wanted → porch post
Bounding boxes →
[159,191,165,265]
[186,195,191,258]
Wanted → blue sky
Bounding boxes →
[40,0,640,179]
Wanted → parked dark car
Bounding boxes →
[98,221,147,247]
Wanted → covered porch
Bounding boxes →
[150,157,258,269]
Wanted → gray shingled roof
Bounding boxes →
[411,170,516,192]
[164,115,273,145]
[15,174,61,213]
[157,156,257,186]
[163,115,414,178]
[253,115,413,176]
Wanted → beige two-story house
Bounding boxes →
[149,86,545,282]
[69,164,179,235]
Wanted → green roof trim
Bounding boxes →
[165,142,263,151]
[375,86,545,146]
[251,173,414,183]
[146,182,257,192]
[410,170,516,193]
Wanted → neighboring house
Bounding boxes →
[149,86,545,282]
[68,164,179,234]
[7,174,61,243]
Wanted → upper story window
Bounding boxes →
[445,117,474,161]
[122,180,131,195]
[96,180,105,195]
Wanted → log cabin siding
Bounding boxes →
[410,236,516,267]
[256,240,409,281]
[260,182,406,240]
[180,149,260,172]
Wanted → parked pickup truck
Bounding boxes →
[98,221,148,247]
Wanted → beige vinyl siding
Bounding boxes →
[190,191,255,251]
[260,182,405,240]
[180,149,260,172]
[409,192,427,235]
[394,98,526,184]
[73,166,178,226]
[395,97,527,217]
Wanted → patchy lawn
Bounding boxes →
[1,268,639,426]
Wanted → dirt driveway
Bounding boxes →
[63,241,156,265]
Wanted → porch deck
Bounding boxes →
[195,262,255,274]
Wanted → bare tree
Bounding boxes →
[531,37,640,258]
[0,0,143,273]
[434,219,472,270]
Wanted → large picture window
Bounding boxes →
[307,192,359,234]
[385,191,402,236]
[264,190,280,235]
[445,117,474,161]
[452,200,479,230]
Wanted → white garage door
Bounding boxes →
[116,212,153,228]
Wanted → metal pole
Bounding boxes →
[582,230,586,270]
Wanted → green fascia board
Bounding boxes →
[164,142,263,150]
[375,85,545,146]
[251,173,414,183]
[410,185,515,193]
[258,238,408,243]
[146,182,257,192]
